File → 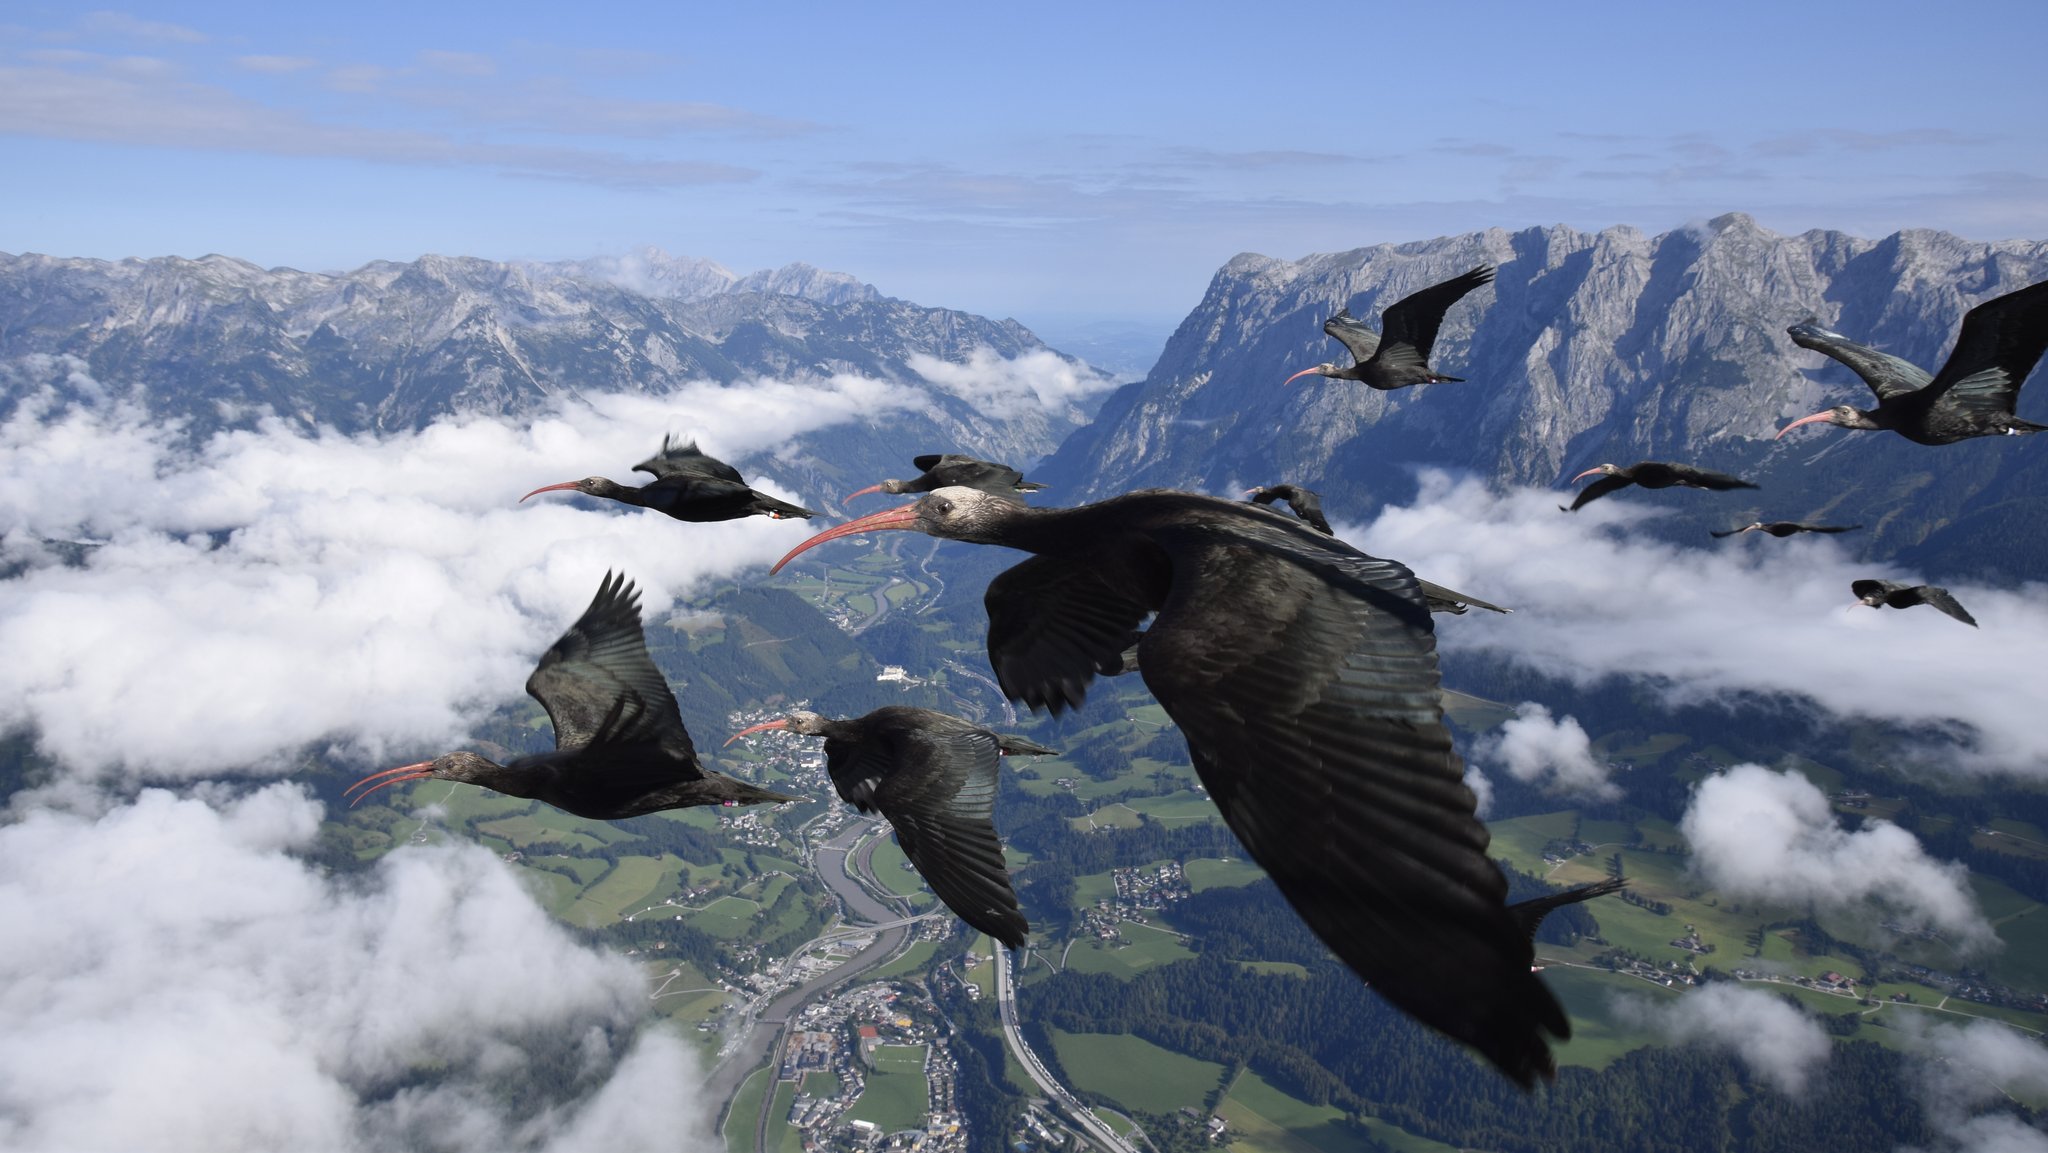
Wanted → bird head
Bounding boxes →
[521,477,623,502]
[344,751,498,807]
[1776,405,1872,438]
[1569,463,1622,483]
[1281,364,1338,386]
[770,486,1019,573]
[723,710,830,746]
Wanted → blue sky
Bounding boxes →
[3,1,2045,327]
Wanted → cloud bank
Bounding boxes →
[0,358,919,782]
[909,348,1116,419]
[1474,702,1619,799]
[1616,983,1831,1094]
[0,785,708,1152]
[1680,765,1991,948]
[1352,471,2048,777]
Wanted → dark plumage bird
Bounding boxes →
[1246,484,1333,535]
[1711,521,1862,539]
[346,572,801,816]
[846,454,1047,504]
[522,436,817,521]
[1283,266,1495,390]
[1243,484,1509,614]
[770,486,1571,1087]
[1562,461,1758,512]
[1778,279,2048,445]
[726,706,1048,947]
[1852,580,1978,627]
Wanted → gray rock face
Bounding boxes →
[1043,215,2048,574]
[0,250,1095,503]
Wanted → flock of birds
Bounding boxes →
[349,266,2048,1090]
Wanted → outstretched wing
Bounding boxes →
[634,435,747,484]
[1563,474,1635,512]
[1379,266,1495,363]
[985,554,1153,714]
[833,720,1030,947]
[1788,320,1931,401]
[1136,522,1565,1087]
[526,572,697,766]
[1923,280,2048,417]
[1916,586,1979,627]
[1322,308,1382,365]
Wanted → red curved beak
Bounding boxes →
[520,481,581,502]
[1775,411,1835,440]
[842,484,886,505]
[769,503,922,575]
[1281,367,1322,386]
[1569,468,1605,484]
[724,719,792,747]
[344,760,435,807]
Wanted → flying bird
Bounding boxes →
[1562,461,1758,512]
[726,707,1052,948]
[1247,484,1333,535]
[346,572,801,816]
[1284,266,1496,390]
[1852,580,1978,627]
[770,486,1573,1087]
[522,435,817,521]
[1711,521,1863,539]
[845,454,1047,504]
[1777,279,2048,445]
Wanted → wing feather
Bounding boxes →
[1788,320,1932,401]
[985,555,1153,714]
[526,573,697,767]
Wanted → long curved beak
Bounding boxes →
[520,481,581,502]
[1568,468,1605,484]
[842,484,887,505]
[1281,367,1323,386]
[769,503,922,575]
[344,760,435,807]
[1775,411,1835,440]
[724,719,792,747]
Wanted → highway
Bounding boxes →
[991,945,1141,1153]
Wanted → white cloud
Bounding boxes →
[1680,765,1991,948]
[0,357,922,782]
[908,348,1116,419]
[1616,983,1831,1093]
[1902,1019,2048,1153]
[1474,702,1618,799]
[1349,471,2048,776]
[1462,763,1495,817]
[0,785,711,1152]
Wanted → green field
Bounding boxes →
[1543,965,1675,1069]
[868,837,936,903]
[1047,1030,1223,1115]
[769,1082,802,1153]
[724,1067,772,1153]
[687,895,765,938]
[1220,1069,1445,1153]
[869,939,939,982]
[562,856,675,927]
[1185,857,1264,892]
[801,1070,841,1098]
[1062,923,1194,977]
[847,1046,928,1131]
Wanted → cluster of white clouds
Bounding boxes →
[0,356,922,782]
[1472,701,1619,800]
[1681,765,1993,948]
[0,358,935,1150]
[1354,471,2048,775]
[1616,983,1832,1094]
[908,348,1117,420]
[0,785,704,1152]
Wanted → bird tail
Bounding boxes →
[1508,877,1627,940]
[1425,373,1465,384]
[997,735,1059,757]
[2010,419,2048,435]
[1015,481,1049,492]
[760,495,820,519]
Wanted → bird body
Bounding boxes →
[522,436,817,521]
[346,573,800,817]
[1852,580,1978,627]
[1284,266,1495,390]
[1711,521,1862,539]
[1562,461,1758,512]
[1778,280,2048,445]
[726,706,1046,947]
[772,487,1568,1087]
[846,453,1046,504]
